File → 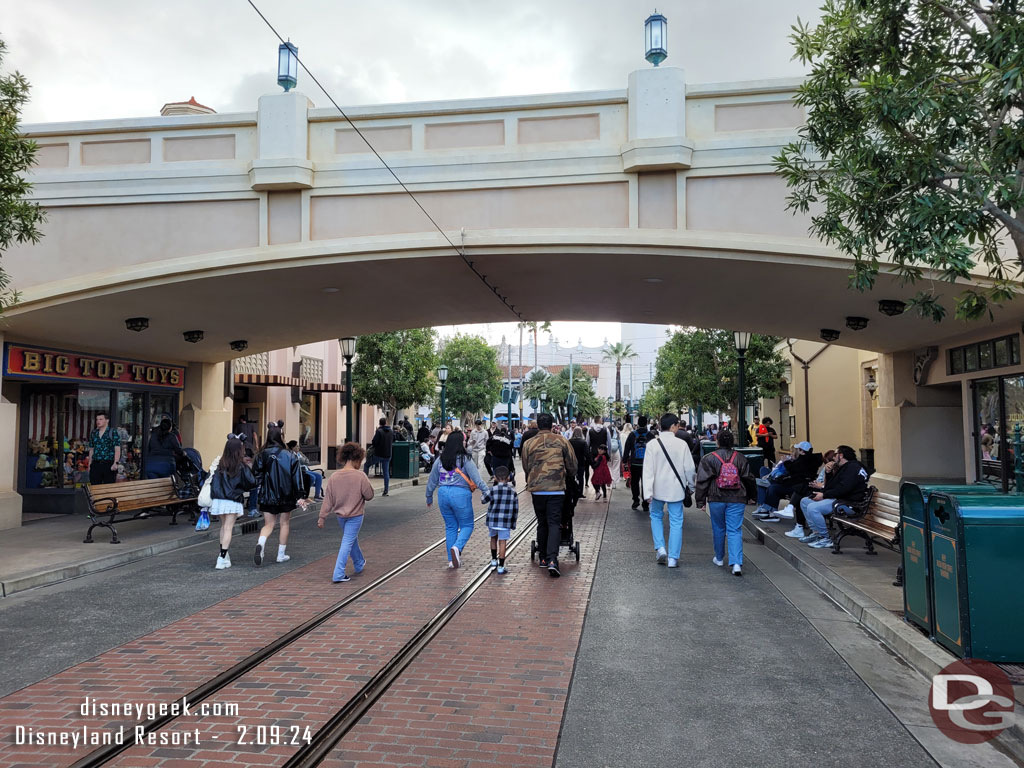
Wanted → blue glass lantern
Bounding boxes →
[644,12,668,67]
[278,42,299,91]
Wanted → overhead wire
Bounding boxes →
[245,0,523,321]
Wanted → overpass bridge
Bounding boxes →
[0,66,1017,523]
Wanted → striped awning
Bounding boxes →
[234,373,301,387]
[234,373,345,393]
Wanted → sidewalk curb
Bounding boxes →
[744,516,1024,762]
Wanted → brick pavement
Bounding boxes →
[0,497,492,768]
[320,494,610,768]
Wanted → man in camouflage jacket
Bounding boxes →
[520,413,578,578]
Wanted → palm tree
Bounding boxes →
[603,341,638,402]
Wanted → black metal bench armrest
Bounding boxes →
[88,496,119,515]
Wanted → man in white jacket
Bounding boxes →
[643,413,697,568]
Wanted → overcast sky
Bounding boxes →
[1,0,823,346]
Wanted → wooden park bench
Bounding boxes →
[84,477,197,544]
[827,486,904,586]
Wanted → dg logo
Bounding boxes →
[929,660,1016,744]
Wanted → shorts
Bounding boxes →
[488,526,511,540]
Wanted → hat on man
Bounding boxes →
[795,441,813,452]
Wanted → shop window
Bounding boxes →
[299,392,320,459]
[788,415,796,439]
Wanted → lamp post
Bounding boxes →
[734,331,751,447]
[644,11,668,67]
[278,42,299,91]
[567,340,583,422]
[540,391,548,415]
[437,364,449,426]
[341,337,357,443]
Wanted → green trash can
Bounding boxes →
[926,492,1024,661]
[700,441,717,458]
[899,483,1001,637]
[390,441,420,480]
[735,447,764,469]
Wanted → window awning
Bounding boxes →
[233,373,345,393]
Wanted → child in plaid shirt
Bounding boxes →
[485,464,518,574]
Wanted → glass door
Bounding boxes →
[117,391,145,481]
[973,378,1002,488]
[1001,376,1024,491]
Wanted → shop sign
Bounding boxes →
[3,343,185,390]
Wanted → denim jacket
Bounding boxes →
[425,454,487,505]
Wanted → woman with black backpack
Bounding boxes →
[694,429,756,577]
[253,425,309,567]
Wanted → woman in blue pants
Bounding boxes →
[694,429,757,577]
[425,430,487,569]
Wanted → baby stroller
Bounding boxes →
[530,475,581,563]
[174,447,205,522]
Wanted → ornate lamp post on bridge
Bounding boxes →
[341,337,357,443]
[437,364,449,426]
[734,331,751,447]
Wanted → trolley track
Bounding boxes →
[70,489,532,768]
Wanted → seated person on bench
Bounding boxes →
[288,440,323,500]
[753,441,821,523]
[798,445,869,549]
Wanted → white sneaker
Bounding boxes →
[784,524,806,539]
[777,505,795,519]
[215,556,228,570]
[712,556,724,567]
[656,547,668,565]
[667,558,678,568]
[223,552,231,568]
[732,564,743,576]
[276,554,291,563]
[490,558,499,569]
[450,546,461,568]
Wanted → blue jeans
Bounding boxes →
[333,515,365,581]
[303,468,323,498]
[364,457,391,493]
[649,499,684,559]
[437,485,475,560]
[800,497,834,537]
[708,502,745,566]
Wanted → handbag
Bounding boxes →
[454,463,478,492]
[656,437,693,508]
[197,456,220,508]
[195,508,210,531]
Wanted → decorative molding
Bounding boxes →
[913,347,938,386]
[300,355,324,383]
[235,352,269,376]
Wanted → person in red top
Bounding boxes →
[591,444,613,501]
[756,417,778,464]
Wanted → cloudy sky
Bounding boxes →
[2,0,823,344]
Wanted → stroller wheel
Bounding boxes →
[575,542,580,562]
[530,540,537,562]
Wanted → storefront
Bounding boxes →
[3,343,184,515]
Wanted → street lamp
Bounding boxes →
[540,391,548,415]
[341,337,356,443]
[437,364,449,426]
[278,42,299,91]
[645,11,668,67]
[568,339,583,421]
[734,331,751,447]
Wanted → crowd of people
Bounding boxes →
[200,408,866,585]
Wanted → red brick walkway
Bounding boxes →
[0,501,481,768]
[2,493,609,768]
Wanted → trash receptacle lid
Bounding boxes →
[930,492,1024,525]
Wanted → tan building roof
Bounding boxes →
[507,364,600,379]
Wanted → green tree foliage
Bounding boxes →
[520,368,553,403]
[602,341,638,402]
[351,329,437,422]
[638,383,672,420]
[0,38,45,313]
[654,330,785,418]
[438,334,503,420]
[543,364,604,421]
[776,1,1024,322]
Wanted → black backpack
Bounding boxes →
[633,430,649,463]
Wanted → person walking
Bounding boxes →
[569,427,592,502]
[364,418,395,496]
[591,445,613,501]
[642,413,697,568]
[486,426,515,484]
[318,442,374,583]
[425,430,487,569]
[253,425,309,567]
[468,420,489,475]
[87,412,121,486]
[695,429,756,576]
[209,435,257,570]
[520,412,577,577]
[623,416,652,512]
[606,421,622,488]
[485,464,518,574]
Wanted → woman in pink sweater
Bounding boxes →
[318,442,374,583]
